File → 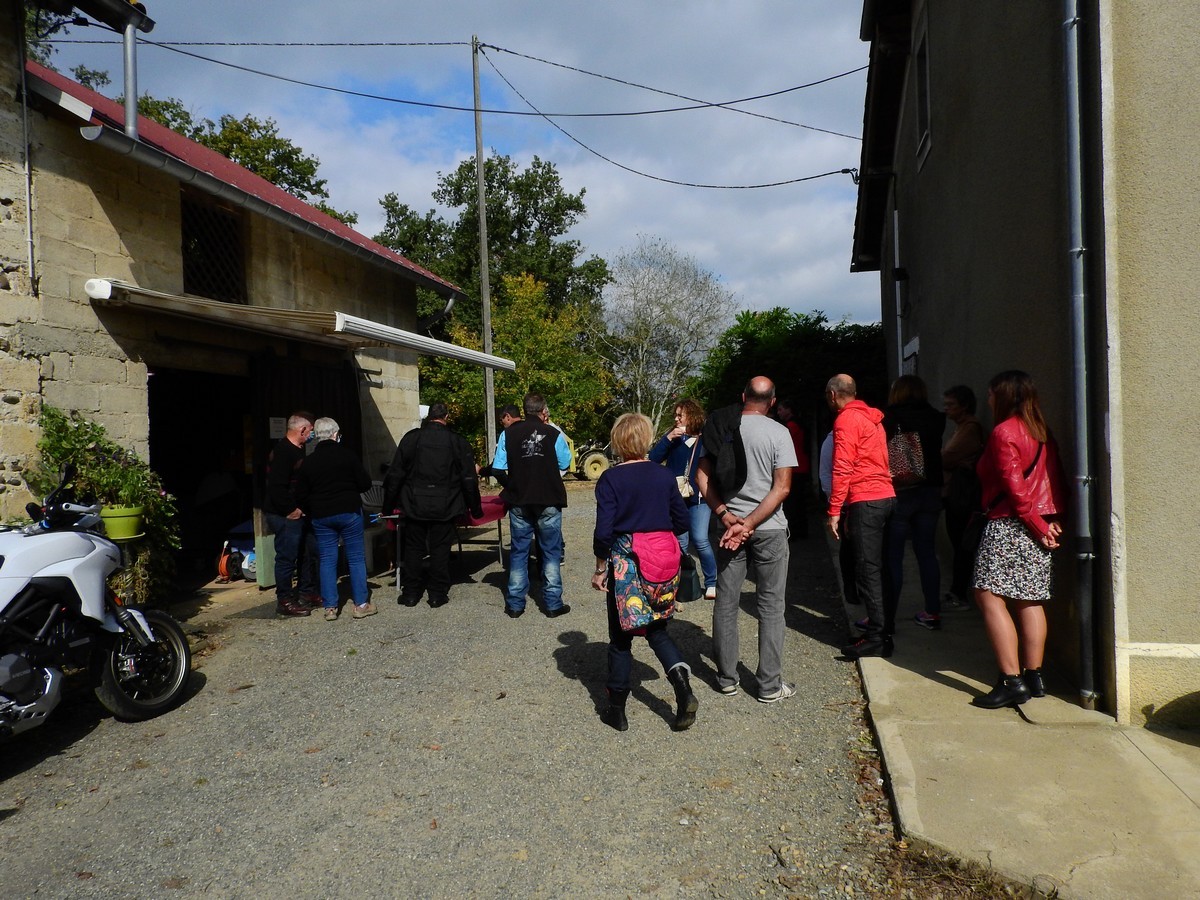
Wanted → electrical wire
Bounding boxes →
[51,30,861,188]
[54,36,863,131]
[482,43,864,140]
[478,48,854,189]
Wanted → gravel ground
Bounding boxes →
[1,482,966,899]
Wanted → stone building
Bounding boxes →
[0,1,510,571]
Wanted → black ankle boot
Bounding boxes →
[972,673,1031,709]
[601,689,629,731]
[667,665,699,731]
[1022,667,1046,698]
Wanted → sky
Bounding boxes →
[45,1,880,323]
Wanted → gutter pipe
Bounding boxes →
[79,123,462,303]
[17,9,35,292]
[1063,1,1098,709]
[122,21,138,139]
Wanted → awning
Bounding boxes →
[84,279,515,371]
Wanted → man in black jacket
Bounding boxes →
[382,403,482,608]
[264,412,317,617]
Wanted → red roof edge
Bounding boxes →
[25,59,462,298]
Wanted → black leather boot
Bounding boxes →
[972,674,1031,709]
[1022,667,1046,698]
[667,664,698,731]
[601,689,629,731]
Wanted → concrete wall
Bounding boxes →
[1099,2,1200,725]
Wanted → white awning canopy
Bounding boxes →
[84,279,515,372]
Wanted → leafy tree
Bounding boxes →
[692,308,887,430]
[70,64,110,91]
[133,99,359,224]
[419,273,614,457]
[375,153,609,333]
[593,235,736,431]
[21,5,66,66]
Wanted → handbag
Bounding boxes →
[609,533,680,632]
[677,552,703,603]
[888,426,925,487]
[676,437,699,499]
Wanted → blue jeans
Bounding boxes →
[267,512,317,600]
[885,484,942,621]
[605,588,683,692]
[312,510,368,609]
[712,527,790,696]
[506,505,564,612]
[678,501,718,589]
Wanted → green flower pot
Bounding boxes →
[100,505,145,541]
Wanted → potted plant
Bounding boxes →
[31,406,180,606]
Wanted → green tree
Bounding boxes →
[692,308,887,423]
[375,153,609,334]
[420,274,614,457]
[594,236,736,431]
[133,99,359,225]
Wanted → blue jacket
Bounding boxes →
[649,431,704,506]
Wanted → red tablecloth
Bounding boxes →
[457,495,506,527]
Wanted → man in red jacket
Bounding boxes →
[826,374,897,658]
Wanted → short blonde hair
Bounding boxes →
[610,412,654,461]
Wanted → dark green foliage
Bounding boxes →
[374,153,610,336]
[690,308,887,424]
[32,406,180,608]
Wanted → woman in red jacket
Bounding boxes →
[972,371,1067,708]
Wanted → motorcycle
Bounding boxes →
[0,468,191,738]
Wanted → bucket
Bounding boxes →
[100,505,145,541]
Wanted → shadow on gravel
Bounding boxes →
[0,669,206,782]
[552,629,679,729]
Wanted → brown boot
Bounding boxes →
[275,597,311,617]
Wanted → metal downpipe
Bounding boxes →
[1063,1,1098,710]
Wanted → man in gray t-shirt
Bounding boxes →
[697,376,797,703]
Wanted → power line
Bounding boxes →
[483,43,864,140]
[52,32,861,188]
[479,48,855,190]
[54,36,863,132]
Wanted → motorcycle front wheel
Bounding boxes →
[94,608,192,721]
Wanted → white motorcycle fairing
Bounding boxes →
[0,529,123,630]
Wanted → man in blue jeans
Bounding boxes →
[264,412,318,617]
[492,393,572,618]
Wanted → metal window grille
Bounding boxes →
[181,191,247,304]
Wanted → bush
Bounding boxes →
[31,406,180,607]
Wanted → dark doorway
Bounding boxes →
[148,367,255,574]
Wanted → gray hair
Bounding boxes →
[313,417,340,441]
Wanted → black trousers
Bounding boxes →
[402,518,457,600]
[843,497,895,642]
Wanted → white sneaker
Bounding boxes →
[704,586,717,600]
[758,682,796,704]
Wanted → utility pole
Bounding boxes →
[473,36,497,458]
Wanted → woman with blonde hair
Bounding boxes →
[972,371,1067,708]
[592,413,696,731]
